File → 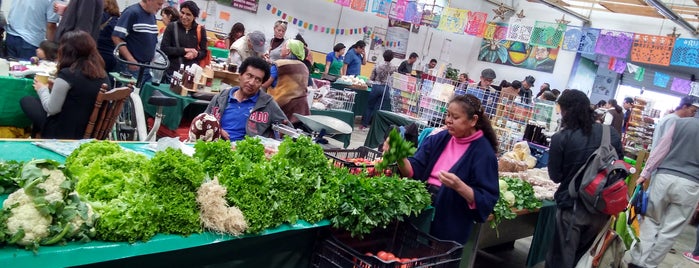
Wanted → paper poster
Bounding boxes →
[429,82,455,102]
[389,0,408,21]
[464,11,488,36]
[386,19,410,59]
[506,18,535,43]
[334,0,351,6]
[478,40,558,73]
[670,38,699,68]
[653,72,670,88]
[671,78,691,94]
[630,34,675,66]
[231,0,259,13]
[530,21,566,48]
[371,0,391,16]
[594,29,633,58]
[483,22,508,40]
[437,7,468,33]
[350,0,368,11]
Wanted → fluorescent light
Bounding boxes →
[644,0,697,35]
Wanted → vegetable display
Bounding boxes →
[490,177,542,231]
[376,128,416,172]
[0,160,23,195]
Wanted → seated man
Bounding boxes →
[202,57,289,141]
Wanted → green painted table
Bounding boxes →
[310,109,354,148]
[0,140,328,268]
[364,110,419,148]
[141,82,199,130]
[0,76,36,127]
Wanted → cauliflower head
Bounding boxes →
[3,188,52,246]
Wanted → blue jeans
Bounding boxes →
[6,34,37,60]
[361,84,392,127]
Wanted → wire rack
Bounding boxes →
[489,91,535,154]
[390,73,420,118]
[417,77,458,131]
[325,89,356,112]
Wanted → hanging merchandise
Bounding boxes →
[388,0,408,21]
[529,21,566,48]
[350,0,368,11]
[437,7,468,34]
[630,34,675,66]
[594,29,634,58]
[653,72,670,88]
[506,17,535,43]
[334,0,351,7]
[483,22,508,40]
[669,38,699,68]
[671,77,691,94]
[465,11,488,36]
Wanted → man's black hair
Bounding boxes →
[239,57,271,82]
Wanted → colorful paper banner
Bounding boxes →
[506,18,535,43]
[530,21,566,48]
[334,0,351,6]
[350,0,368,11]
[372,0,391,17]
[464,11,488,36]
[388,0,408,21]
[653,72,670,88]
[265,3,368,35]
[437,7,468,33]
[671,77,691,94]
[561,26,583,51]
[630,34,675,66]
[595,29,634,58]
[670,38,699,68]
[690,81,699,97]
[483,22,508,40]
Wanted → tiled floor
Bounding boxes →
[329,120,699,268]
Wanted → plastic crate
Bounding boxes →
[311,222,463,268]
[324,146,397,176]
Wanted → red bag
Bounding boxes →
[196,24,212,67]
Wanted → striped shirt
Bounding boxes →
[112,3,158,63]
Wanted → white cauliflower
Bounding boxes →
[503,191,516,207]
[37,169,69,204]
[3,188,52,246]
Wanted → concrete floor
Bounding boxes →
[327,119,699,268]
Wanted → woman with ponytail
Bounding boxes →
[387,94,499,244]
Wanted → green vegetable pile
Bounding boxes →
[376,128,416,172]
[490,177,542,232]
[1,160,97,251]
[0,160,23,195]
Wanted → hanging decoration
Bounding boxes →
[334,0,351,6]
[437,7,468,34]
[627,63,645,81]
[561,26,583,51]
[690,81,699,97]
[350,0,368,11]
[483,22,508,40]
[670,38,699,68]
[491,4,511,21]
[594,29,634,58]
[629,34,675,66]
[555,15,570,25]
[389,0,408,21]
[403,1,421,24]
[530,21,566,48]
[265,3,369,35]
[372,0,391,17]
[612,58,626,74]
[506,17,535,43]
[671,77,691,94]
[465,11,488,36]
[653,72,671,87]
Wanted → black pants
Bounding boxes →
[20,96,47,137]
[546,203,609,268]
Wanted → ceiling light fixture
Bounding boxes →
[644,0,698,36]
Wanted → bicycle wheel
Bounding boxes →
[113,96,138,141]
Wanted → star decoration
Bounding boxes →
[492,4,510,21]
[556,15,570,25]
[666,27,681,38]
[516,10,526,19]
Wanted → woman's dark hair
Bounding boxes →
[39,40,59,61]
[449,94,498,152]
[294,34,308,47]
[499,79,509,88]
[608,99,623,113]
[382,50,394,62]
[57,30,106,80]
[333,43,346,52]
[238,56,271,82]
[227,22,245,43]
[557,89,594,135]
[180,1,199,17]
[349,40,366,49]
[541,91,557,101]
[160,6,179,22]
[596,100,607,108]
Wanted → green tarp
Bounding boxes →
[0,77,36,127]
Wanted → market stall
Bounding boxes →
[141,82,202,130]
[330,83,370,116]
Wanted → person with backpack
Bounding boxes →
[626,116,699,268]
[546,90,623,268]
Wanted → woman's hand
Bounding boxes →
[438,171,465,190]
[33,78,48,91]
[184,48,198,60]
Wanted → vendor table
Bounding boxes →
[364,110,419,148]
[310,109,354,148]
[330,83,370,117]
[0,76,36,128]
[0,140,329,268]
[141,82,200,130]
